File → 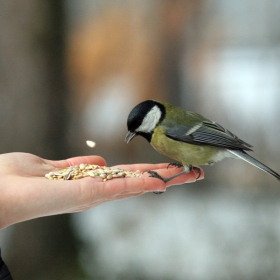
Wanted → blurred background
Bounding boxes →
[1,0,280,279]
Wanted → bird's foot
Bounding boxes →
[144,170,165,180]
[190,166,201,180]
[143,170,165,194]
[153,191,165,194]
[167,162,183,169]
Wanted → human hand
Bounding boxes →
[0,152,203,229]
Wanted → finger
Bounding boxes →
[166,170,199,185]
[141,166,204,184]
[108,176,167,194]
[114,163,171,172]
[81,176,167,200]
[112,191,146,200]
[48,156,107,169]
[149,170,196,186]
[114,163,204,182]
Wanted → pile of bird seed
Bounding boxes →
[45,164,142,182]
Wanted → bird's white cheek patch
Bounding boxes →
[136,105,162,133]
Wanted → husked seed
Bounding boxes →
[86,140,96,148]
[79,164,86,170]
[45,174,53,180]
[87,171,95,177]
[65,171,72,180]
[113,174,123,178]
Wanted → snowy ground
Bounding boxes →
[73,188,280,280]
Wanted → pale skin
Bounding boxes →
[0,152,204,230]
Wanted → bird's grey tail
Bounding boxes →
[228,150,280,181]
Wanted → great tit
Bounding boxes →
[125,100,280,183]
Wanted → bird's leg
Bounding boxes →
[144,166,192,194]
[160,167,191,183]
[144,167,190,183]
[167,163,183,169]
[144,165,201,193]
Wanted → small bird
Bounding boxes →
[125,100,280,183]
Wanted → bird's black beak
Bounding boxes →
[125,131,136,143]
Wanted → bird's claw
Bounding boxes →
[167,163,183,169]
[144,170,165,181]
[191,166,201,180]
[143,170,165,194]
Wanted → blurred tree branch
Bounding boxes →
[0,1,85,279]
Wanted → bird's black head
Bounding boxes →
[125,100,166,143]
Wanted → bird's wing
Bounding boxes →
[165,120,253,151]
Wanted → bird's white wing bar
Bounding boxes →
[185,123,202,135]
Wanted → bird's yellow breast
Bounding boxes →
[151,126,220,167]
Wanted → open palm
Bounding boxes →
[0,152,203,229]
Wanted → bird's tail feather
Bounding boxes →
[228,150,280,181]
